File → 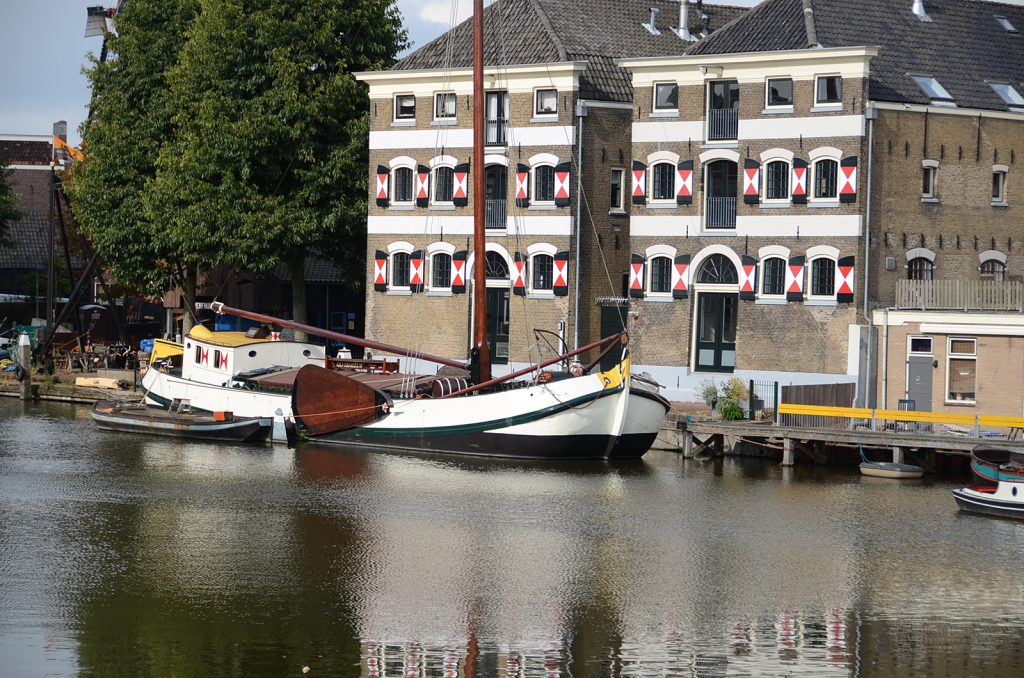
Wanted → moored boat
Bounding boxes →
[858,447,924,479]
[970,445,1024,484]
[953,479,1024,520]
[91,400,274,443]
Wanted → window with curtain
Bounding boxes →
[946,338,976,403]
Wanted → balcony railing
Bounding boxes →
[485,199,507,229]
[896,279,1024,311]
[705,196,737,229]
[707,108,739,141]
[485,118,508,146]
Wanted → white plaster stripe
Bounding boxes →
[630,214,861,237]
[632,115,864,144]
[630,215,702,237]
[369,125,574,150]
[368,214,571,236]
[632,120,704,143]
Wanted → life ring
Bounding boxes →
[14,363,27,382]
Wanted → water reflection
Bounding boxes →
[2,400,1024,676]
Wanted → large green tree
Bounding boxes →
[145,0,406,336]
[68,0,201,315]
[0,161,20,247]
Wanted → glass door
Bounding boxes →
[695,293,737,372]
[486,288,510,364]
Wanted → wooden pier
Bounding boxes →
[678,404,1024,471]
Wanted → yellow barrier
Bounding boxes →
[776,403,1024,430]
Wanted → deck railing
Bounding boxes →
[895,279,1023,311]
[705,196,737,229]
[485,199,507,229]
[777,403,1024,441]
[707,108,739,141]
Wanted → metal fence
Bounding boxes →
[747,379,779,421]
[707,108,739,140]
[485,199,506,229]
[705,197,737,229]
[485,119,507,146]
[895,279,1023,311]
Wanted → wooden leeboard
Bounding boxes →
[292,365,392,436]
[75,377,121,389]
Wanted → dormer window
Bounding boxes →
[990,83,1024,111]
[911,75,954,105]
[995,15,1018,33]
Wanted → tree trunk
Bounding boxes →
[182,266,197,336]
[288,254,307,342]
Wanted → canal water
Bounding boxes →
[1,399,1023,677]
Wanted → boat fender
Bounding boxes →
[14,363,26,382]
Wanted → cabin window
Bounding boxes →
[248,350,257,358]
[195,345,202,364]
[946,337,976,404]
[214,349,222,368]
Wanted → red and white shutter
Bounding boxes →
[839,156,858,203]
[452,162,469,206]
[409,249,424,293]
[837,255,855,303]
[554,161,571,207]
[786,255,805,302]
[631,160,647,205]
[515,163,530,208]
[553,251,569,296]
[512,252,526,296]
[373,249,388,292]
[791,158,808,204]
[375,165,390,207]
[415,165,430,207]
[743,159,761,205]
[676,160,694,205]
[672,254,690,299]
[629,253,645,298]
[739,255,757,300]
[451,250,467,294]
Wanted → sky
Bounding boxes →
[1,0,1021,146]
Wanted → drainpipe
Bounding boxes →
[573,102,587,351]
[881,308,889,409]
[863,105,877,406]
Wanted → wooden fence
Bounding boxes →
[896,279,1023,311]
[780,383,856,428]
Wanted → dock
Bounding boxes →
[0,370,142,405]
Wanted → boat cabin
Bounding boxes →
[180,326,326,386]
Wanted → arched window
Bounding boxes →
[696,254,738,284]
[980,259,1005,282]
[531,254,553,291]
[392,166,414,203]
[649,256,672,293]
[760,257,786,296]
[391,251,410,288]
[533,165,555,203]
[810,258,836,297]
[431,252,452,289]
[651,163,675,201]
[813,159,838,199]
[908,257,934,280]
[485,251,509,280]
[433,166,454,203]
[764,160,789,200]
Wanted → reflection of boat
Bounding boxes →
[953,479,1024,520]
[90,400,273,443]
[141,326,326,441]
[970,445,1024,484]
[858,448,924,479]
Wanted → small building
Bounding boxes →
[0,133,55,298]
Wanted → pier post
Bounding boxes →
[782,438,795,466]
[892,446,905,465]
[18,333,32,401]
[683,431,694,458]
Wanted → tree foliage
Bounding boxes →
[70,0,407,313]
[0,161,21,248]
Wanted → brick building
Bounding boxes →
[0,134,56,297]
[354,0,743,370]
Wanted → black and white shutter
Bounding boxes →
[837,255,855,303]
[373,250,388,292]
[415,165,430,207]
[791,158,808,204]
[554,161,571,207]
[512,252,526,296]
[409,249,424,293]
[553,251,569,297]
[743,159,760,205]
[375,165,390,207]
[839,156,858,203]
[515,163,530,208]
[786,255,805,302]
[739,255,757,300]
[631,161,647,205]
[629,253,645,298]
[453,162,469,207]
[451,250,467,294]
[672,254,690,299]
[676,160,694,205]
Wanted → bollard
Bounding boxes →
[18,332,32,401]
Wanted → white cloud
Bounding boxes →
[398,0,472,27]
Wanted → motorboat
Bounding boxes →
[953,479,1024,520]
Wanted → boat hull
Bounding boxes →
[970,445,1024,484]
[953,485,1024,520]
[859,462,924,479]
[91,402,273,443]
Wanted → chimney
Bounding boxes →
[911,1,932,22]
[642,7,661,36]
[671,0,698,42]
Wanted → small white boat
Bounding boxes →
[858,448,924,479]
[953,479,1024,520]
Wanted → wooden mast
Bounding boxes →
[470,0,491,384]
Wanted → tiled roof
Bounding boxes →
[0,140,51,166]
[687,0,1024,113]
[271,255,344,284]
[394,0,747,101]
[0,213,53,269]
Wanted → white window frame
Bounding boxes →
[426,241,455,294]
[992,164,1008,204]
[808,147,842,203]
[814,74,843,107]
[386,241,414,294]
[757,249,789,301]
[910,74,955,105]
[433,91,456,121]
[393,93,416,122]
[764,77,794,109]
[649,161,677,204]
[945,337,977,405]
[653,82,679,112]
[922,159,938,200]
[531,164,556,205]
[533,88,558,117]
[526,242,557,297]
[645,244,677,299]
[806,245,840,302]
[761,158,791,203]
[907,335,933,356]
[609,167,626,213]
[430,164,455,206]
[389,162,416,206]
